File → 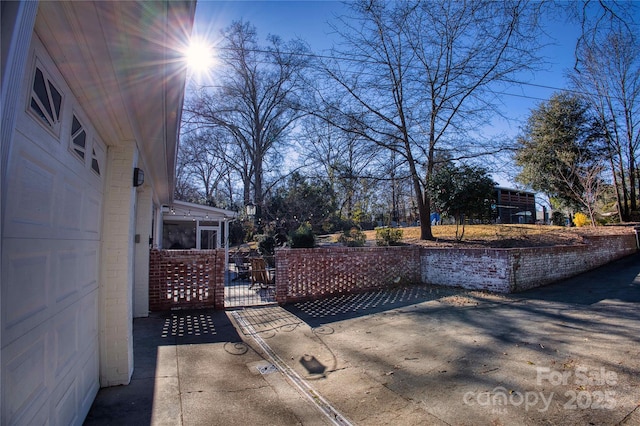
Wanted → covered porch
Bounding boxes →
[160,200,237,266]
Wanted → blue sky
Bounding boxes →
[193,1,347,52]
[189,1,636,188]
[192,1,582,124]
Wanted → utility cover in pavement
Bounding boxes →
[256,363,278,375]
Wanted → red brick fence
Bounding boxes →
[149,249,225,311]
[274,234,637,302]
[149,234,636,311]
[274,246,421,304]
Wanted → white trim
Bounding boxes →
[26,57,65,137]
[197,225,218,250]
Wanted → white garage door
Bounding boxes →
[1,40,105,425]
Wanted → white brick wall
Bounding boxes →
[421,248,513,293]
[99,144,137,386]
[420,235,636,293]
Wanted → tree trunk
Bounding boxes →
[629,151,637,212]
[608,156,624,222]
[419,191,433,240]
[254,158,263,221]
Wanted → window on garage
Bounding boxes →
[71,114,87,160]
[30,65,62,130]
[91,147,101,175]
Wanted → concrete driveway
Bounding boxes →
[85,254,640,425]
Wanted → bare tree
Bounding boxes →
[569,9,640,221]
[184,20,310,214]
[174,143,201,203]
[314,0,545,240]
[298,113,382,222]
[563,161,608,226]
[175,130,233,206]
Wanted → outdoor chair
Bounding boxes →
[250,257,275,289]
[232,252,250,281]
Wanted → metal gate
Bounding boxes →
[225,254,276,308]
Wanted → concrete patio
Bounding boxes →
[85,254,640,425]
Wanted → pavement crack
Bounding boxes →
[618,403,640,425]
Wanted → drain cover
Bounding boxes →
[256,363,278,375]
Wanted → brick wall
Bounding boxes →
[148,234,636,310]
[275,246,421,304]
[509,234,637,292]
[274,234,636,302]
[421,248,512,293]
[100,144,137,386]
[421,234,637,293]
[149,249,225,311]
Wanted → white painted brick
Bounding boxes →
[99,143,137,387]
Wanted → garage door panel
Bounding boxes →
[2,239,99,347]
[83,194,103,236]
[2,291,98,426]
[52,375,78,426]
[4,135,103,242]
[80,249,99,291]
[52,336,98,426]
[51,310,98,426]
[60,176,103,239]
[3,249,50,332]
[57,250,80,303]
[79,343,99,412]
[3,334,49,425]
[53,306,79,379]
[59,180,84,233]
[54,241,99,303]
[78,291,98,345]
[6,147,56,232]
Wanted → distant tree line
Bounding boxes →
[179,0,638,238]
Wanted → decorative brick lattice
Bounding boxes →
[275,234,636,302]
[149,234,636,311]
[149,250,225,311]
[275,246,421,304]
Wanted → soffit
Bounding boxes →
[34,1,196,204]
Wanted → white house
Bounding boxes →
[160,199,237,267]
[1,1,196,424]
[161,200,237,250]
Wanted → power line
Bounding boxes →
[206,44,613,102]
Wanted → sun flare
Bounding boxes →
[184,39,214,73]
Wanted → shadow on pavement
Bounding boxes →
[84,310,243,426]
[285,254,640,330]
[285,284,460,328]
[515,253,640,306]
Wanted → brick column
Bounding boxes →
[274,249,289,304]
[99,144,137,386]
[213,250,225,310]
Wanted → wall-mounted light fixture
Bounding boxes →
[133,167,145,187]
